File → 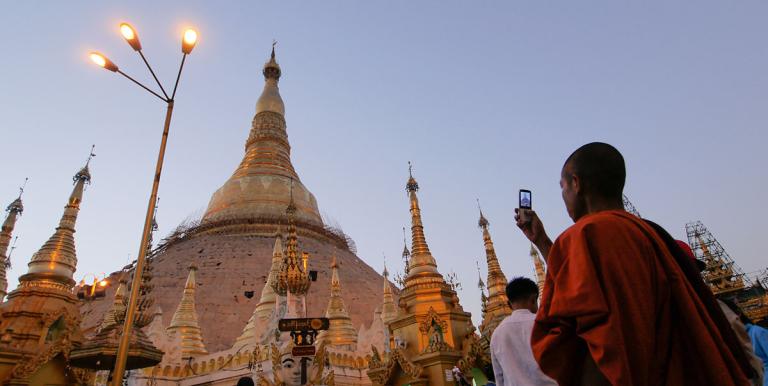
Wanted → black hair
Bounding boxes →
[505,277,539,303]
[564,142,626,199]
[236,377,255,386]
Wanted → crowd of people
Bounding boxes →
[489,142,768,386]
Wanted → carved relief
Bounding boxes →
[418,307,451,353]
[367,347,423,385]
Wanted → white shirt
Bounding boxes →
[490,309,557,386]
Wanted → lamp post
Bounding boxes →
[89,22,198,386]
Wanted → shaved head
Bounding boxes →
[563,142,626,199]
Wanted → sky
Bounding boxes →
[1,1,766,327]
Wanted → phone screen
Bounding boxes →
[519,189,532,209]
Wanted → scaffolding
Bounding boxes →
[686,221,767,323]
[686,221,748,295]
[622,195,642,218]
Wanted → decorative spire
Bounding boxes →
[263,40,282,80]
[381,256,398,324]
[383,253,390,279]
[476,261,486,290]
[167,264,208,358]
[531,244,546,294]
[318,255,358,348]
[19,154,92,288]
[273,198,311,296]
[477,199,489,228]
[477,261,488,314]
[134,198,158,329]
[478,207,507,304]
[0,180,26,302]
[401,227,410,274]
[404,163,440,280]
[98,277,127,332]
[256,41,284,115]
[258,233,284,316]
[476,207,511,337]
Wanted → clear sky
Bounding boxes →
[1,1,766,326]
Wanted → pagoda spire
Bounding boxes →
[256,232,284,317]
[18,156,92,288]
[367,165,473,385]
[273,188,311,297]
[318,254,358,348]
[531,244,546,294]
[477,202,507,297]
[167,264,208,358]
[98,277,127,332]
[476,205,510,336]
[381,257,398,325]
[477,261,488,315]
[0,179,26,301]
[203,44,323,227]
[404,163,441,280]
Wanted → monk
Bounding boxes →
[515,142,754,386]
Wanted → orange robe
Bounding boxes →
[532,210,750,386]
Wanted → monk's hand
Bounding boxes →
[515,208,552,258]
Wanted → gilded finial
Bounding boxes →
[85,144,96,167]
[406,161,419,192]
[6,178,26,214]
[477,198,489,228]
[263,41,281,80]
[74,145,94,185]
[476,261,485,289]
[18,178,28,199]
[383,253,389,279]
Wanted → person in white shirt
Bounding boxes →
[490,277,557,386]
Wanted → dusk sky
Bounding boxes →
[2,1,766,326]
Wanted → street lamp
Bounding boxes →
[89,22,198,386]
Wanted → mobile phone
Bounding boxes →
[519,189,532,210]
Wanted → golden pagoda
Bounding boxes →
[531,244,546,295]
[368,166,484,386]
[476,207,510,338]
[0,162,92,385]
[202,45,322,229]
[166,264,208,359]
[380,262,398,325]
[98,277,127,333]
[80,47,387,356]
[0,189,23,303]
[317,255,358,349]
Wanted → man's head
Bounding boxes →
[236,377,255,386]
[505,277,539,313]
[561,142,626,221]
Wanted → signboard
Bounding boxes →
[278,318,330,332]
[292,346,317,357]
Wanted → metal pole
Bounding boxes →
[111,100,175,385]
